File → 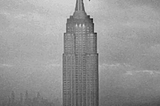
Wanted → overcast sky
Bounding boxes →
[0,0,160,105]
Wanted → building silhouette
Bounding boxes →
[63,0,99,106]
[0,91,56,106]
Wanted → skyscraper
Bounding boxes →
[63,0,99,106]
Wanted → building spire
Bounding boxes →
[73,0,87,19]
[75,0,85,11]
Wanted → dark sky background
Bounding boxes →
[0,0,160,105]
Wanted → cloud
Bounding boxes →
[122,0,160,9]
[45,63,61,68]
[14,12,43,22]
[125,70,160,76]
[100,62,160,106]
[100,63,160,76]
[105,0,160,10]
[149,44,160,54]
[125,71,133,75]
[100,63,121,69]
[100,63,135,71]
[0,8,63,62]
[0,11,10,30]
[98,4,160,69]
[0,64,13,68]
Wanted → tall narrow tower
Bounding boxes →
[63,0,99,106]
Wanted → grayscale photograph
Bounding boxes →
[0,0,160,106]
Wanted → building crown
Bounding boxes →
[73,0,87,19]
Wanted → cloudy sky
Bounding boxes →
[0,0,160,105]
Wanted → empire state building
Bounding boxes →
[63,0,99,106]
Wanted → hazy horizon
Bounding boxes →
[1,0,160,105]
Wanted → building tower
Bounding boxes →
[63,0,99,106]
